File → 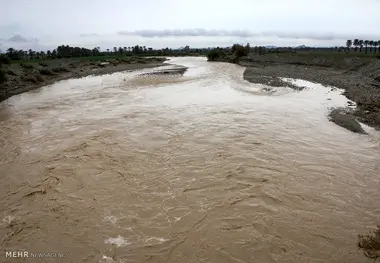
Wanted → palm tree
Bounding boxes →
[106,49,110,54]
[346,40,352,52]
[113,47,117,54]
[123,47,127,54]
[364,40,369,54]
[359,40,364,52]
[353,39,359,52]
[369,41,374,53]
[373,41,379,54]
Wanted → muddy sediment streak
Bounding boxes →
[0,57,379,263]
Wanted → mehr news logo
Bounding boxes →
[5,251,70,258]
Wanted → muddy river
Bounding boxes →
[0,57,379,263]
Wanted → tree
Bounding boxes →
[244,43,251,55]
[47,50,52,58]
[6,48,15,58]
[359,40,364,52]
[133,45,141,55]
[353,39,359,52]
[369,41,374,53]
[123,47,127,54]
[374,41,379,54]
[364,40,369,54]
[346,40,352,52]
[92,47,100,56]
[113,47,117,54]
[378,41,380,54]
[207,48,225,61]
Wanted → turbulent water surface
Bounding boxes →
[0,57,379,263]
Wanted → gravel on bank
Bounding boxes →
[0,57,167,102]
[238,56,380,131]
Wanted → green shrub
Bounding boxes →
[38,62,48,67]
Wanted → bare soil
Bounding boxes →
[237,55,380,131]
[0,57,167,102]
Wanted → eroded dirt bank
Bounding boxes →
[0,57,168,102]
[237,55,380,131]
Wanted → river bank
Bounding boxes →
[229,54,380,132]
[0,56,167,102]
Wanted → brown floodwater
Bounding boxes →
[0,57,379,263]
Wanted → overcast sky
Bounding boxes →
[1,0,379,51]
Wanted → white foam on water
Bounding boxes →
[144,237,169,245]
[103,215,118,226]
[98,255,126,263]
[104,235,131,247]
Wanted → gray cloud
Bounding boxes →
[80,33,98,37]
[117,29,257,38]
[117,29,377,41]
[8,34,28,42]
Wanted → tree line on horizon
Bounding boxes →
[1,44,209,61]
[345,39,380,53]
[1,38,380,63]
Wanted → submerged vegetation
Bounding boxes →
[358,226,380,262]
